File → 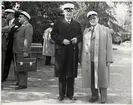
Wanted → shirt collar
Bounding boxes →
[10,18,15,24]
[65,17,72,23]
[91,23,99,30]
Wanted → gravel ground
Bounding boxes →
[1,44,132,104]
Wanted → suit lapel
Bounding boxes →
[69,19,74,30]
[61,19,75,31]
[16,21,29,32]
[16,25,24,32]
[62,19,69,26]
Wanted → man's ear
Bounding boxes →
[97,17,99,22]
[62,10,65,15]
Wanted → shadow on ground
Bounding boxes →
[1,44,132,104]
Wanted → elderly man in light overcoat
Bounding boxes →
[81,11,113,104]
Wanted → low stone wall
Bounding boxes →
[31,43,43,58]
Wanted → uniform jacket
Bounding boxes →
[2,18,20,50]
[81,24,113,88]
[13,21,33,54]
[51,19,82,77]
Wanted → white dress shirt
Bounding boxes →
[9,18,15,25]
[65,18,71,24]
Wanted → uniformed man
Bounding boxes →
[2,9,20,82]
[51,3,82,101]
[81,11,113,103]
[1,4,8,89]
[13,11,33,90]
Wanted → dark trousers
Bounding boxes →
[17,71,28,87]
[91,62,107,102]
[2,50,6,82]
[45,56,51,65]
[91,62,98,97]
[3,48,13,81]
[15,53,28,87]
[58,76,74,97]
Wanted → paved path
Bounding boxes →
[1,44,132,104]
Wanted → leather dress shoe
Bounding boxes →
[2,78,7,82]
[15,86,27,90]
[101,101,107,104]
[67,96,77,100]
[89,96,99,102]
[15,82,19,85]
[58,96,64,101]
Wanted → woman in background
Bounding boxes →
[42,24,55,65]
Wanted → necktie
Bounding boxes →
[68,20,71,24]
[91,26,95,39]
[9,21,11,26]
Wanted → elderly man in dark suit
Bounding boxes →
[1,5,8,89]
[13,11,33,90]
[51,3,82,101]
[2,9,20,82]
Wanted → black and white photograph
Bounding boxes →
[1,0,132,104]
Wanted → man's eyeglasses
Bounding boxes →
[64,8,73,12]
[89,17,97,20]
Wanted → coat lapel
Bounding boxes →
[16,21,29,32]
[62,19,69,26]
[62,19,74,30]
[69,19,74,29]
[16,25,23,32]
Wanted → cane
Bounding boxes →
[73,43,76,77]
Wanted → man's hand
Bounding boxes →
[71,37,77,44]
[23,52,29,57]
[24,39,28,47]
[107,62,110,66]
[63,39,70,45]
[9,23,15,28]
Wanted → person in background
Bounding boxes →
[42,23,55,65]
[51,3,82,101]
[13,11,33,90]
[2,9,20,82]
[1,4,8,89]
[81,11,113,104]
[40,22,53,46]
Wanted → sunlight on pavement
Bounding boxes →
[1,45,131,104]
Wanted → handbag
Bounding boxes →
[16,57,37,72]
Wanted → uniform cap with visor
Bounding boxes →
[62,3,74,11]
[5,9,15,13]
[2,5,5,9]
[87,11,98,18]
[20,11,31,20]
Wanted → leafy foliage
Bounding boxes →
[2,1,131,43]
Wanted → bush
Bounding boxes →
[112,33,122,44]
